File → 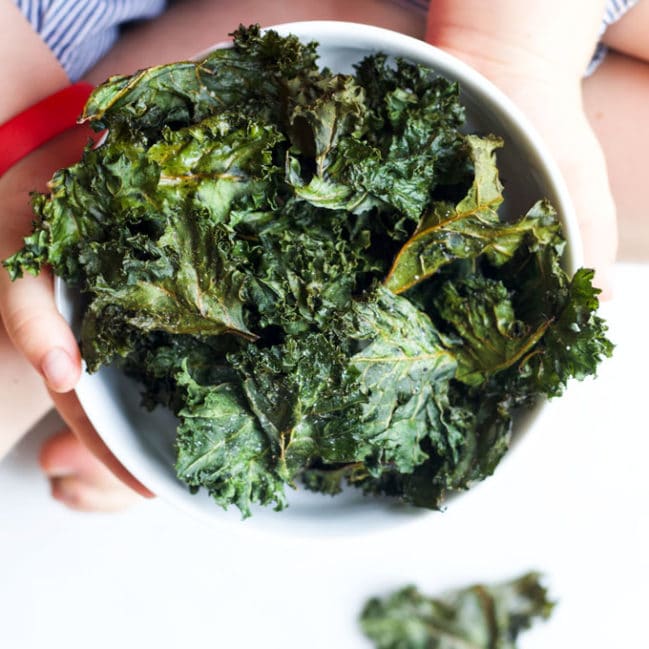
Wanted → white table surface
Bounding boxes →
[1,262,647,649]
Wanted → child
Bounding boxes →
[1,0,646,511]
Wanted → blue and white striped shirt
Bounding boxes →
[602,0,639,26]
[13,0,639,81]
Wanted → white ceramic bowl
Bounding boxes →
[56,21,580,537]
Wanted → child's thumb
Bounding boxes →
[0,269,81,393]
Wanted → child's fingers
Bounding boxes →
[49,475,135,512]
[48,389,155,498]
[543,116,618,299]
[40,429,141,512]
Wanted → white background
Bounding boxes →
[1,262,647,649]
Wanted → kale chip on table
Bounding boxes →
[360,572,554,649]
[4,25,613,517]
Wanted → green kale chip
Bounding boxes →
[4,25,612,517]
[173,362,286,517]
[360,572,554,649]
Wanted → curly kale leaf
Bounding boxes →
[284,74,383,214]
[241,202,381,334]
[402,198,612,404]
[338,287,461,476]
[174,363,286,517]
[228,332,355,482]
[360,572,554,649]
[81,24,321,138]
[432,269,613,399]
[351,55,469,220]
[385,135,540,294]
[286,73,366,170]
[121,333,241,412]
[3,137,161,283]
[287,55,470,224]
[432,276,552,388]
[495,269,613,402]
[474,201,612,401]
[354,54,465,146]
[353,392,512,509]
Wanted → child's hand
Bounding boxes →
[0,127,154,499]
[40,428,139,511]
[427,0,617,296]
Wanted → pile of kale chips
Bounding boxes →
[5,26,612,517]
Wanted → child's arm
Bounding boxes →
[604,0,649,61]
[0,0,80,459]
[0,0,69,122]
[585,0,649,260]
[0,0,85,395]
[426,0,617,294]
[0,0,152,493]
